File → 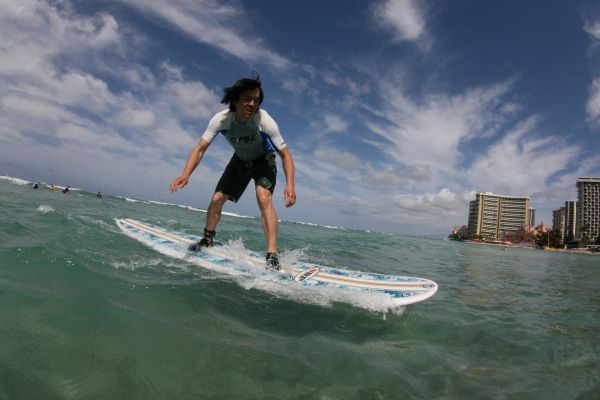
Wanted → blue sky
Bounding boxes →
[1,0,600,235]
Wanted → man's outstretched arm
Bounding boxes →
[170,138,210,192]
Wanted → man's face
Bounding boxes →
[233,88,261,122]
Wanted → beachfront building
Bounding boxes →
[528,207,536,226]
[467,192,531,241]
[552,206,565,245]
[564,200,577,243]
[576,177,600,242]
[552,203,578,246]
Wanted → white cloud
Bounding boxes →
[281,77,309,94]
[0,1,121,79]
[0,0,215,170]
[58,123,104,142]
[116,108,156,130]
[323,114,349,134]
[57,72,115,113]
[367,79,515,170]
[164,81,220,120]
[584,20,600,41]
[2,95,68,123]
[466,116,581,196]
[586,78,600,126]
[307,113,350,137]
[373,0,427,43]
[363,163,432,188]
[584,19,600,127]
[119,65,156,89]
[391,188,461,214]
[313,148,360,170]
[116,0,291,70]
[532,154,600,204]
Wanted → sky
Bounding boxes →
[1,0,600,235]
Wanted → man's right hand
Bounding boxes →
[170,139,208,193]
[169,176,188,192]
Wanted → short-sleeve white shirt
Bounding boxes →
[201,109,287,161]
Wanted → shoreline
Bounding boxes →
[461,239,600,256]
[542,247,600,256]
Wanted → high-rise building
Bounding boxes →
[564,200,577,243]
[552,206,565,244]
[467,192,531,241]
[576,177,600,242]
[529,207,536,226]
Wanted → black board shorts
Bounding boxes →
[215,153,277,202]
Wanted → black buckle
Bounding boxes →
[203,228,216,238]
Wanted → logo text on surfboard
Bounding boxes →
[294,267,319,282]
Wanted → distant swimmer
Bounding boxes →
[97,191,102,198]
[33,183,39,189]
[62,185,71,194]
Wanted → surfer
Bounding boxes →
[169,74,296,270]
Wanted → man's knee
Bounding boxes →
[211,192,228,206]
[256,189,273,209]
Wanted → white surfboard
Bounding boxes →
[116,218,438,306]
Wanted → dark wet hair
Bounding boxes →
[221,72,264,112]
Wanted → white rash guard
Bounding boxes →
[201,109,287,161]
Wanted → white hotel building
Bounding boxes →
[576,177,600,242]
[467,192,532,241]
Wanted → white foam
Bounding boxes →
[112,257,166,271]
[123,197,143,203]
[148,200,180,207]
[45,184,81,191]
[192,238,407,314]
[76,215,113,230]
[219,237,248,253]
[235,273,407,314]
[222,211,255,219]
[0,175,31,186]
[37,205,54,214]
[180,205,205,212]
[288,219,347,231]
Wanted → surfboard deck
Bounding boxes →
[116,218,438,306]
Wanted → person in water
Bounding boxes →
[62,186,70,194]
[169,74,296,270]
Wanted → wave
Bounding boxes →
[222,211,255,219]
[0,174,372,234]
[288,219,348,231]
[0,175,31,186]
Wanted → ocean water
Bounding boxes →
[0,177,598,400]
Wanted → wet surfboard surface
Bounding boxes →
[116,218,438,307]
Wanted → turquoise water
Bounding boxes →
[1,178,598,399]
